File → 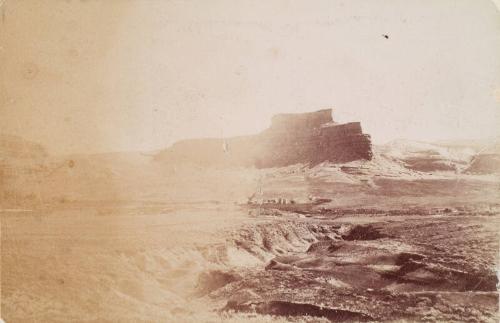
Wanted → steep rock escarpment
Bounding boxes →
[156,109,373,168]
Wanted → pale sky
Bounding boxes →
[1,0,499,154]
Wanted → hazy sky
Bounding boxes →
[1,0,499,154]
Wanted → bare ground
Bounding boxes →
[2,204,499,322]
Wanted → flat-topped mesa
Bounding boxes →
[256,109,372,167]
[155,109,373,168]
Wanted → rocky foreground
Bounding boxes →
[212,211,499,322]
[2,202,499,322]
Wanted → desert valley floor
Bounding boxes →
[2,202,499,322]
[2,139,500,322]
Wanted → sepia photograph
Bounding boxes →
[1,1,499,322]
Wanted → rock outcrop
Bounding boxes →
[156,109,372,168]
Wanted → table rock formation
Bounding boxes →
[155,109,372,168]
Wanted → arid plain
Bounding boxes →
[1,129,499,322]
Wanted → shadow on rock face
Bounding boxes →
[223,300,375,322]
[265,259,298,271]
[194,270,241,296]
[341,225,388,241]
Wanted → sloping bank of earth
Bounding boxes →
[197,212,499,322]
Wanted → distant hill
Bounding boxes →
[376,139,475,172]
[1,133,498,209]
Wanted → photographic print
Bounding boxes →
[1,1,499,322]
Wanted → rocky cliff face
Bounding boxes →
[156,109,373,168]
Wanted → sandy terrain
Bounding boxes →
[2,138,499,322]
[1,203,258,322]
[2,202,499,322]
